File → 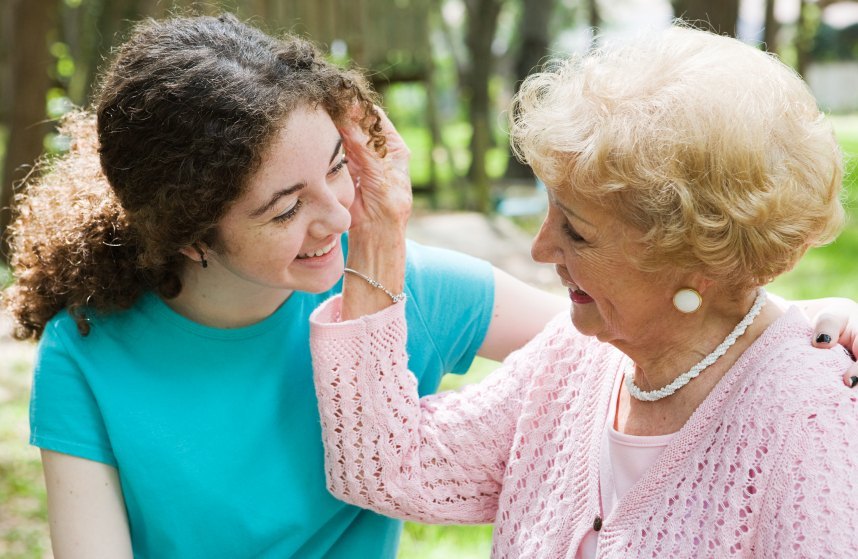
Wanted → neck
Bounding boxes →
[623,289,778,400]
[615,289,782,435]
[163,263,293,329]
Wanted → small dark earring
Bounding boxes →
[194,244,208,269]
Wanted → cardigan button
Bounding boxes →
[593,515,603,531]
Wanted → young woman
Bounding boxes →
[3,13,855,559]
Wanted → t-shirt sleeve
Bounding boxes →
[404,240,495,375]
[29,316,117,467]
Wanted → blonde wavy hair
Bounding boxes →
[510,26,844,289]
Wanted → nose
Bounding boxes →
[308,180,353,238]
[531,213,560,264]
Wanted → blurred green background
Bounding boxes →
[2,0,858,557]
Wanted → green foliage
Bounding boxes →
[0,125,6,180]
[399,523,494,559]
[1,263,12,289]
[386,82,510,210]
[396,122,508,185]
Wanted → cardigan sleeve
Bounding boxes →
[310,295,548,525]
[754,389,858,558]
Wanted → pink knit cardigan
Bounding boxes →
[310,297,858,558]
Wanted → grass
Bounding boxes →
[0,339,50,559]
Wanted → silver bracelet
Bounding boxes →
[343,268,406,304]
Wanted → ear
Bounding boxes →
[178,246,199,263]
[696,276,716,296]
[673,271,715,296]
[178,243,210,264]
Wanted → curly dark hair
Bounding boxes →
[3,13,383,340]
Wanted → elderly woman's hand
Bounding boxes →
[806,298,858,386]
[337,105,411,320]
[340,105,412,234]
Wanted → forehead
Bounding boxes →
[546,183,596,220]
[262,107,340,169]
[548,184,642,237]
[248,108,339,184]
[222,107,341,220]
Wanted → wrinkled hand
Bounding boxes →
[808,298,858,386]
[340,106,412,233]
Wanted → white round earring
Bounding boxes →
[673,288,702,313]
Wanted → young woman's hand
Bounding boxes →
[340,105,412,234]
[805,297,858,386]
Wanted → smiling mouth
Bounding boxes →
[570,287,590,298]
[296,238,337,259]
[559,277,588,296]
[560,278,593,302]
[567,285,593,304]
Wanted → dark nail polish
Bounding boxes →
[816,333,832,344]
[851,376,858,388]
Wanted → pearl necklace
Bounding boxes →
[625,288,767,402]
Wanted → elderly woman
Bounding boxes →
[312,28,858,558]
[309,27,857,558]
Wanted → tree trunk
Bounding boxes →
[0,0,12,128]
[68,0,163,107]
[763,0,778,52]
[588,0,600,34]
[672,0,739,37]
[795,0,818,78]
[1,0,56,263]
[463,0,503,213]
[504,0,555,181]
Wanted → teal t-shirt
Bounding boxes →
[29,239,494,558]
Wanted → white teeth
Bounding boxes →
[298,239,336,259]
[561,280,587,295]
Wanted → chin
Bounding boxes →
[570,309,603,339]
[301,271,344,294]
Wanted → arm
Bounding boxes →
[311,297,534,524]
[322,106,519,522]
[42,450,133,559]
[479,267,566,361]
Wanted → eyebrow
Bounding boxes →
[248,138,344,219]
[329,138,344,164]
[555,199,595,227]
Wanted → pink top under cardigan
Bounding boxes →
[310,298,858,558]
[577,370,674,558]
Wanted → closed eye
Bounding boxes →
[271,155,347,224]
[563,222,586,242]
[328,156,349,177]
[272,199,303,223]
